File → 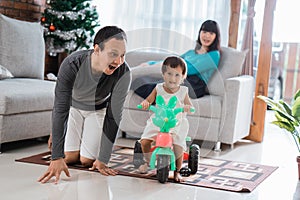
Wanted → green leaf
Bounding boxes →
[294,89,300,101]
[258,95,297,124]
[274,111,288,123]
[292,97,300,120]
[258,95,284,112]
[279,100,292,116]
[273,107,296,123]
[271,121,295,133]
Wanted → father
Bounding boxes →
[38,26,131,184]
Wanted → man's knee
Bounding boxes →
[140,139,152,146]
[80,156,94,167]
[64,151,80,164]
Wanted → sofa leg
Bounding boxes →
[214,141,221,152]
[0,143,2,154]
[121,131,127,138]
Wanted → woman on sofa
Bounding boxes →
[134,19,221,99]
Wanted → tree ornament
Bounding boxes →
[40,17,46,23]
[49,23,56,32]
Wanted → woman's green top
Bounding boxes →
[181,50,220,84]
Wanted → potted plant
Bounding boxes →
[258,89,300,179]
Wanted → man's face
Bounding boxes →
[94,38,126,75]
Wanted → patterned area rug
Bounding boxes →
[15,147,278,192]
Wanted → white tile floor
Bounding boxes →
[0,110,299,200]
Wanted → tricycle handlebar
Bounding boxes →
[137,105,195,113]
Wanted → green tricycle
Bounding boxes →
[134,95,200,183]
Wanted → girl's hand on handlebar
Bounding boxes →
[184,105,195,113]
[140,100,150,110]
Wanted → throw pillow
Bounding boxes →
[0,65,14,80]
[0,14,45,79]
[207,47,247,96]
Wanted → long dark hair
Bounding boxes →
[195,20,221,52]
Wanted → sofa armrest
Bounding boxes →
[219,75,254,144]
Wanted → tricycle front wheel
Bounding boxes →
[133,140,144,168]
[188,144,200,174]
[157,155,169,183]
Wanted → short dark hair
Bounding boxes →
[196,20,221,52]
[93,26,127,50]
[162,56,187,76]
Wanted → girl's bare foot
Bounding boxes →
[138,163,148,174]
[174,170,184,183]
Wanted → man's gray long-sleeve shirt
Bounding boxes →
[51,50,131,163]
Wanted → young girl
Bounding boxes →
[138,56,193,182]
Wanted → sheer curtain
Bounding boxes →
[241,0,256,76]
[93,0,230,54]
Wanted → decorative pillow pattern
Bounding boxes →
[0,14,45,79]
[0,65,13,80]
[207,47,247,96]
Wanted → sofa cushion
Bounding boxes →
[0,14,45,79]
[207,47,246,96]
[0,65,13,80]
[0,79,56,115]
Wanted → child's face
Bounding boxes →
[162,65,184,90]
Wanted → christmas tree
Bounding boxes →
[41,0,100,56]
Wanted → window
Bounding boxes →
[94,0,230,54]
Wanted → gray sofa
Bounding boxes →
[0,14,55,151]
[120,47,254,151]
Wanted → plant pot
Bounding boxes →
[297,156,300,180]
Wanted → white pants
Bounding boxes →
[64,107,106,160]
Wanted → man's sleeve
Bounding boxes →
[51,59,76,160]
[97,68,132,163]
